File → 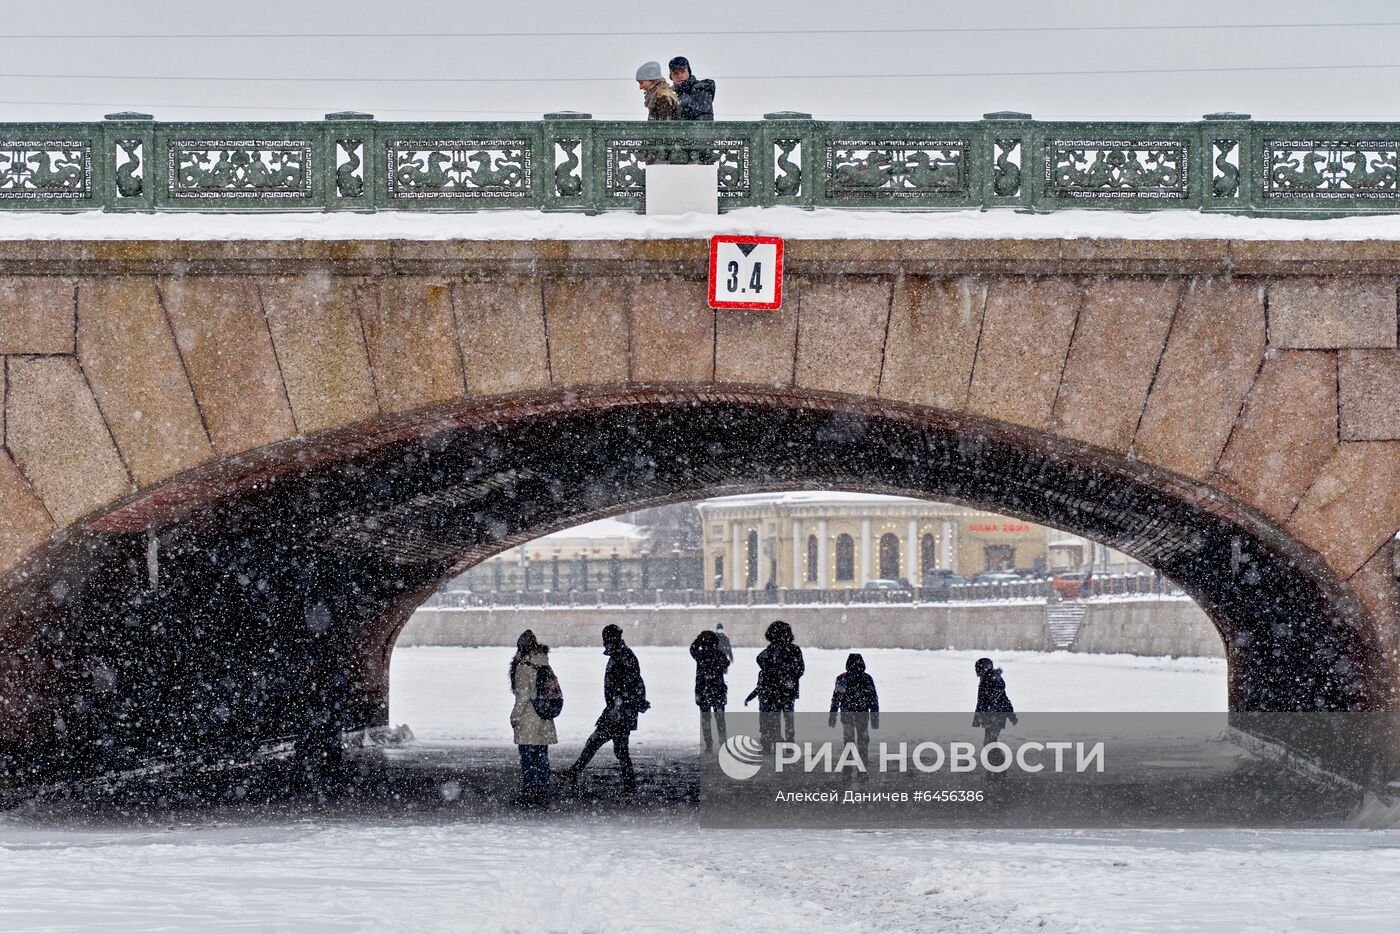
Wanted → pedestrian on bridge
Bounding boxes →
[635,60,680,166]
[635,61,680,122]
[510,630,560,808]
[745,620,805,750]
[559,624,650,798]
[668,56,715,121]
[690,629,731,753]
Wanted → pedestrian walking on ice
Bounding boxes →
[559,624,650,798]
[690,629,730,753]
[972,657,1018,779]
[829,652,879,765]
[744,620,804,750]
[714,621,734,664]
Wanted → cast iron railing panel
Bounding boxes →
[4,111,1397,217]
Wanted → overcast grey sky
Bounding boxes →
[1,0,1397,122]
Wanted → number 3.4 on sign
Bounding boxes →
[709,235,784,310]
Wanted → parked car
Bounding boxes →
[969,570,1022,585]
[862,579,908,591]
[1052,570,1094,600]
[921,569,967,602]
[922,569,966,587]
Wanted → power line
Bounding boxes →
[2,62,1400,84]
[0,21,1398,39]
[1,99,1396,121]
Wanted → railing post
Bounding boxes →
[981,111,1034,212]
[323,111,376,213]
[760,111,816,210]
[1200,112,1253,216]
[102,111,156,213]
[542,111,593,213]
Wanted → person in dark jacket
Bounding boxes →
[669,56,715,121]
[714,622,734,664]
[828,653,879,762]
[973,657,1018,778]
[560,624,650,797]
[690,630,730,753]
[744,620,804,749]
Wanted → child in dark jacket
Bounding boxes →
[828,653,879,761]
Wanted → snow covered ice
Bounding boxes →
[5,648,1399,932]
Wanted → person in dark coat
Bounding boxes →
[668,56,715,120]
[973,657,1018,778]
[828,653,879,762]
[690,630,731,753]
[744,620,804,749]
[560,624,650,797]
[714,622,734,664]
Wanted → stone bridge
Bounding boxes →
[2,237,1400,784]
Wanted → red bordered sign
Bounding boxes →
[708,235,784,310]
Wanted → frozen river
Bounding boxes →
[388,645,1230,745]
[5,648,1398,933]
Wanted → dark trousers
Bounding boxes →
[699,705,727,750]
[981,722,1009,775]
[518,744,550,792]
[572,727,636,792]
[759,700,795,749]
[841,711,871,760]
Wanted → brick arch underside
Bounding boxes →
[0,387,1389,785]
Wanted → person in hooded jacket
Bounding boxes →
[509,630,557,807]
[667,56,717,165]
[744,620,804,749]
[689,629,730,753]
[668,57,715,121]
[560,624,650,797]
[828,653,880,763]
[973,657,1018,778]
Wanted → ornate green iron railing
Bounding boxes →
[0,110,1395,217]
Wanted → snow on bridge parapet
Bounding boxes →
[16,206,1400,240]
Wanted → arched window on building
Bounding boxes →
[921,532,937,576]
[878,533,901,580]
[984,543,1015,571]
[746,530,759,588]
[835,533,855,582]
[806,535,819,583]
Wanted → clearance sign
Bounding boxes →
[708,235,784,310]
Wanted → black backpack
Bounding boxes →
[523,661,564,720]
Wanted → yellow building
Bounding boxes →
[696,493,1050,591]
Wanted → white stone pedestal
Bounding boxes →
[644,164,719,215]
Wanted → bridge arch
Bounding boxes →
[1,238,1398,782]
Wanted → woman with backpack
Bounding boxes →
[510,630,561,808]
